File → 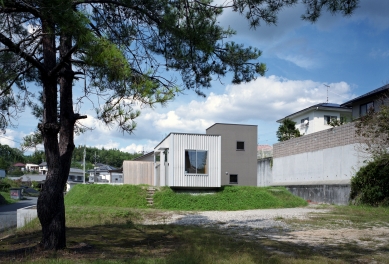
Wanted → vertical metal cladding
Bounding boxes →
[170,133,221,187]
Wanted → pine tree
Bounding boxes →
[276,118,301,141]
[0,0,359,250]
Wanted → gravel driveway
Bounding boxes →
[143,205,389,249]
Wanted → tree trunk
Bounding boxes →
[37,19,68,250]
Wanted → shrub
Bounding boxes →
[350,154,389,206]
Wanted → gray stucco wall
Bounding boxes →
[206,124,257,186]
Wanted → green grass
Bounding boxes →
[64,184,148,208]
[153,186,308,210]
[0,191,16,205]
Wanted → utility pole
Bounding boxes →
[93,151,99,183]
[83,146,86,184]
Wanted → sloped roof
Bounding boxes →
[340,84,389,107]
[276,103,351,123]
[133,151,154,161]
[13,162,25,167]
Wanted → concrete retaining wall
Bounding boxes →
[285,185,351,205]
[17,205,37,228]
[257,157,272,187]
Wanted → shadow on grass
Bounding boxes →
[0,222,388,263]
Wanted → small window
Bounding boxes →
[360,102,374,117]
[229,174,238,184]
[324,115,337,125]
[236,141,245,150]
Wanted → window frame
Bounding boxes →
[184,149,208,175]
[360,101,374,117]
[236,141,245,151]
[324,115,337,125]
[229,174,238,184]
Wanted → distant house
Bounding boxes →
[257,145,273,159]
[124,123,259,188]
[89,163,123,184]
[277,103,352,136]
[25,163,39,172]
[39,162,48,175]
[66,168,85,192]
[13,162,26,170]
[340,84,389,119]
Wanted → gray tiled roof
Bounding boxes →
[340,84,389,107]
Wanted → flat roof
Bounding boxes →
[206,123,257,131]
[276,103,351,123]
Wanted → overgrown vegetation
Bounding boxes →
[153,186,307,210]
[350,154,389,206]
[351,99,389,206]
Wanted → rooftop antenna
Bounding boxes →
[324,84,330,103]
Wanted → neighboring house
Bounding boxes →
[340,84,389,119]
[89,163,123,183]
[66,168,85,192]
[8,174,47,188]
[133,151,154,161]
[25,163,39,172]
[257,145,273,159]
[276,103,352,136]
[12,162,26,170]
[39,162,48,175]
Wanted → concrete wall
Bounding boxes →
[17,205,37,228]
[257,158,272,187]
[274,122,361,158]
[270,122,368,204]
[206,124,257,186]
[286,185,351,205]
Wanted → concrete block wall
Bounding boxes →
[273,122,361,158]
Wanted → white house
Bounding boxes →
[39,162,48,175]
[277,103,352,135]
[154,133,221,188]
[89,164,123,184]
[25,163,39,172]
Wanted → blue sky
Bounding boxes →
[1,0,389,156]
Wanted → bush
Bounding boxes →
[350,154,389,206]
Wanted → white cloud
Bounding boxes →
[0,133,16,148]
[73,76,354,151]
[168,76,354,123]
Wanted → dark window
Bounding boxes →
[360,102,374,117]
[229,174,238,184]
[185,150,208,174]
[236,141,245,150]
[324,115,337,125]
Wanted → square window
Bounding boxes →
[185,150,208,174]
[229,174,238,184]
[360,102,374,117]
[324,115,337,125]
[237,141,245,150]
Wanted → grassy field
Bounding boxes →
[1,185,388,263]
[0,204,389,263]
[65,185,308,210]
[0,191,16,205]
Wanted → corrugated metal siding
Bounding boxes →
[123,161,154,185]
[169,134,221,187]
